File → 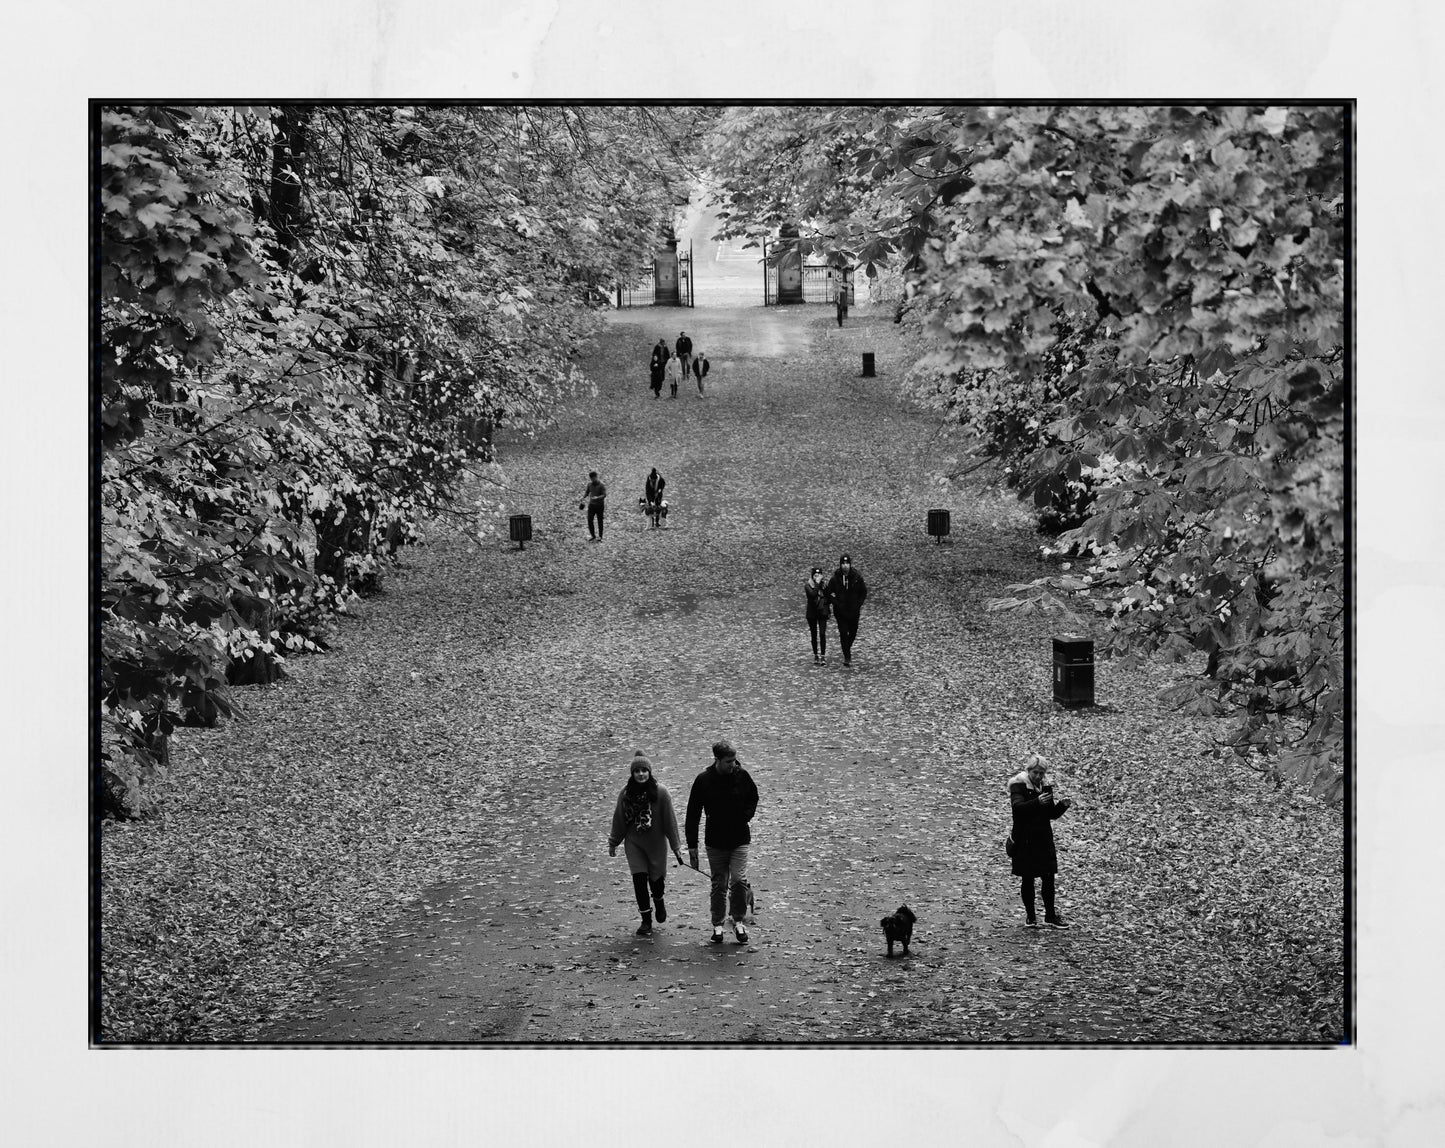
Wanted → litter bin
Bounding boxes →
[927,508,950,543]
[509,513,533,551]
[1052,636,1094,707]
[861,352,876,377]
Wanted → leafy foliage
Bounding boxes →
[704,106,1346,798]
[99,105,705,816]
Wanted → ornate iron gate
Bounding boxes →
[763,236,853,306]
[616,241,694,308]
[804,264,855,305]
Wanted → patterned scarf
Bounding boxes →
[623,776,656,834]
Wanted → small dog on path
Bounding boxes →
[881,905,916,957]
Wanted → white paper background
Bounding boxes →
[5,1,1440,1142]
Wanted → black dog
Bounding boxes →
[881,905,916,957]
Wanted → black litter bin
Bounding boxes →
[861,352,875,377]
[509,513,533,551]
[1052,636,1094,707]
[927,508,950,543]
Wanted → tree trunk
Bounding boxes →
[226,599,286,685]
[268,107,309,266]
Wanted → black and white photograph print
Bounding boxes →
[95,101,1349,1048]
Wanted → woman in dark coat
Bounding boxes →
[649,339,668,398]
[609,751,684,936]
[804,566,831,664]
[1009,754,1072,928]
[644,468,666,529]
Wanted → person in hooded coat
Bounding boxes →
[1008,753,1073,928]
[609,751,684,936]
[825,553,868,666]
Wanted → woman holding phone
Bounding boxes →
[1008,753,1073,928]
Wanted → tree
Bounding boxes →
[99,104,703,816]
[705,105,1346,797]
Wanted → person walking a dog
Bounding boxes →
[684,739,759,944]
[693,352,709,398]
[804,565,832,664]
[609,750,685,936]
[826,554,868,666]
[644,467,666,529]
[1008,753,1073,928]
[580,470,607,541]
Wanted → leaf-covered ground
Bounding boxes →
[100,303,1345,1044]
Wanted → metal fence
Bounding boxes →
[616,244,693,308]
[803,264,855,305]
[762,236,854,306]
[617,267,656,307]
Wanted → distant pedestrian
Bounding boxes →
[804,565,831,664]
[649,339,669,398]
[1008,754,1072,928]
[675,330,693,376]
[685,739,759,944]
[666,354,681,399]
[580,470,607,541]
[826,553,868,665]
[644,467,666,529]
[609,751,685,937]
[835,281,849,327]
[693,352,709,398]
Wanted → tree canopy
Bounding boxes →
[706,105,1346,797]
[99,104,708,815]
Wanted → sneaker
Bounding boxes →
[734,922,749,944]
[1024,917,1039,929]
[1045,914,1070,930]
[710,926,725,944]
[636,916,653,937]
[654,896,667,923]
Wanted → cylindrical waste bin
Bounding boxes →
[509,513,533,551]
[1052,636,1094,707]
[927,508,950,543]
[861,352,875,377]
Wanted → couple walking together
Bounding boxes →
[804,554,869,666]
[608,741,758,943]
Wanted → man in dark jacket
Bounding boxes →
[826,554,868,666]
[675,330,693,376]
[1009,754,1072,928]
[685,739,759,944]
[692,352,709,398]
[580,470,607,541]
